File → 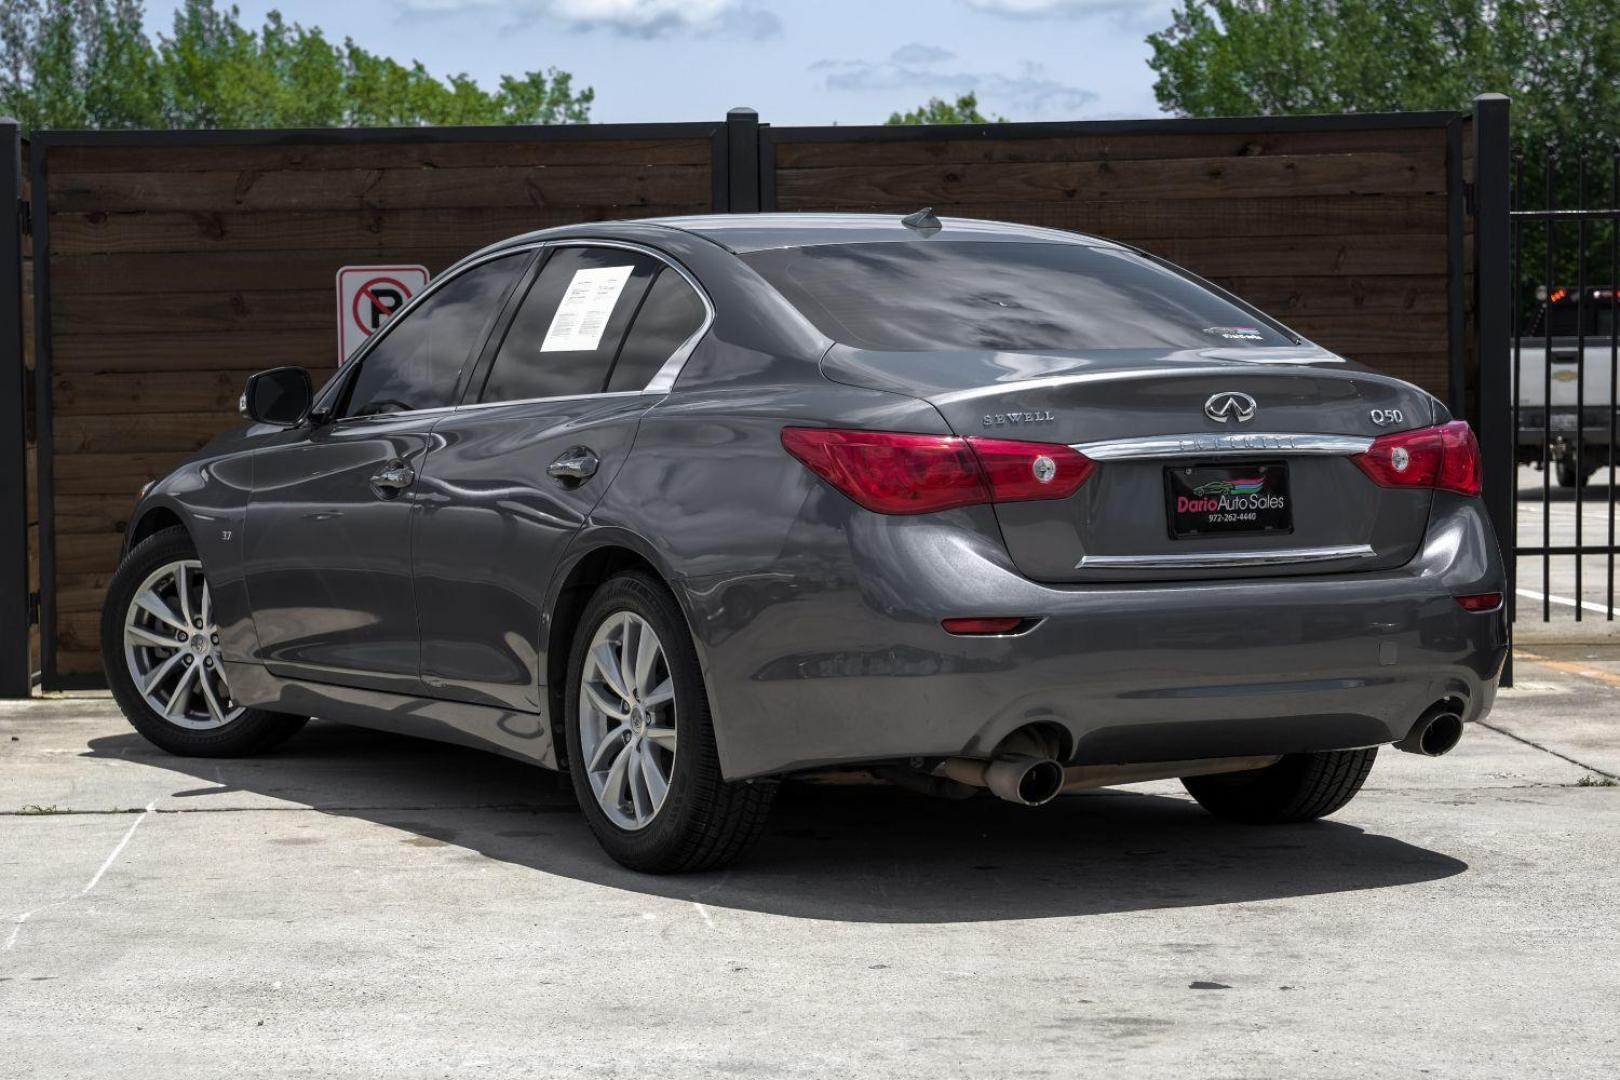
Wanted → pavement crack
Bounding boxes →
[1474,719,1619,780]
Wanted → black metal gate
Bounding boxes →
[1508,133,1620,622]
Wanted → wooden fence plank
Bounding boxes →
[53,290,332,335]
[52,250,465,296]
[772,126,1449,168]
[1128,234,1447,277]
[50,137,713,174]
[49,205,695,256]
[50,164,712,213]
[54,368,335,415]
[55,452,193,495]
[54,412,242,454]
[54,329,335,373]
[776,153,1446,208]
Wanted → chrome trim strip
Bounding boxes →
[452,389,645,414]
[1078,544,1377,570]
[1074,432,1374,461]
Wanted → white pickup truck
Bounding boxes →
[1516,287,1618,487]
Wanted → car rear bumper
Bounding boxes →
[677,492,1507,780]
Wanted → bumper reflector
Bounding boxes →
[1454,592,1503,612]
[942,617,1031,635]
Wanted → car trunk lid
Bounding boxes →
[821,344,1440,582]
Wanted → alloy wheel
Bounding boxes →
[122,559,241,730]
[578,611,678,830]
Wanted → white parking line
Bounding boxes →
[1515,587,1618,617]
[3,800,155,951]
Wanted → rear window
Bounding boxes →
[741,241,1296,352]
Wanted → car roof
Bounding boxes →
[641,212,1123,254]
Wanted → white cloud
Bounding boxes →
[812,44,1097,118]
[964,0,1164,14]
[401,0,780,38]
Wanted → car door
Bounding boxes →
[242,251,531,693]
[413,242,711,711]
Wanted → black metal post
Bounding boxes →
[725,107,761,214]
[1473,94,1514,684]
[0,119,29,697]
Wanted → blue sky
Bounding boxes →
[146,0,1178,125]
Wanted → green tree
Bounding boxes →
[1147,0,1620,154]
[0,0,593,132]
[886,91,1006,126]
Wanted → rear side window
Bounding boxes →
[741,241,1296,352]
[480,247,659,403]
[341,252,527,418]
[606,269,708,392]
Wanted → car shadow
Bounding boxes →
[85,721,1467,924]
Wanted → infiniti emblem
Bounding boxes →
[1204,391,1257,424]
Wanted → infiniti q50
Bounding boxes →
[101,213,1508,872]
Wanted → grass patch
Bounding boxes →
[18,804,64,814]
[1576,774,1619,788]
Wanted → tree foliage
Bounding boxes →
[1147,0,1620,153]
[887,92,1005,126]
[0,0,593,131]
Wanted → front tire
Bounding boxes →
[1181,749,1376,824]
[563,571,774,873]
[101,525,307,758]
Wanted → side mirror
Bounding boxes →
[240,367,313,427]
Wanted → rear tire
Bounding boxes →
[1181,748,1376,824]
[101,525,307,758]
[1555,459,1594,488]
[563,571,775,873]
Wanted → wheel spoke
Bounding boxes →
[176,563,193,627]
[583,682,629,721]
[592,642,630,703]
[200,581,212,630]
[164,663,197,718]
[638,745,669,809]
[632,625,660,698]
[599,739,632,809]
[126,624,180,651]
[197,667,229,725]
[627,746,650,822]
[643,723,677,752]
[588,724,630,772]
[134,590,187,633]
[140,650,184,696]
[641,677,674,708]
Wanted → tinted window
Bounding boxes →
[606,269,708,392]
[480,247,658,403]
[341,253,526,418]
[742,241,1296,352]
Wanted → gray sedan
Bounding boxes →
[100,213,1508,872]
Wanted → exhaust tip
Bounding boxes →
[984,754,1065,806]
[1397,708,1465,757]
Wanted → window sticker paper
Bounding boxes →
[541,266,635,352]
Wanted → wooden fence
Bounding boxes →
[9,107,1483,688]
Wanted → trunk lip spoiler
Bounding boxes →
[1073,432,1374,461]
[1077,544,1377,570]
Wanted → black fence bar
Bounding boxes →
[1473,94,1513,680]
[0,120,28,698]
[725,107,761,214]
[1610,151,1618,619]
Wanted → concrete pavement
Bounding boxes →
[2,659,1617,1078]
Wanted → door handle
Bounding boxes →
[547,447,600,485]
[369,461,415,496]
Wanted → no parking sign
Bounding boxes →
[336,264,430,362]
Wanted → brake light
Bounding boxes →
[780,428,1095,515]
[1351,420,1481,497]
[942,617,1031,635]
[1455,592,1503,612]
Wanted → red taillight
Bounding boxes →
[781,428,1095,515]
[1352,420,1481,497]
[1455,592,1503,612]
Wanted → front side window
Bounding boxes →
[340,252,527,418]
[479,247,660,403]
[741,241,1297,353]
